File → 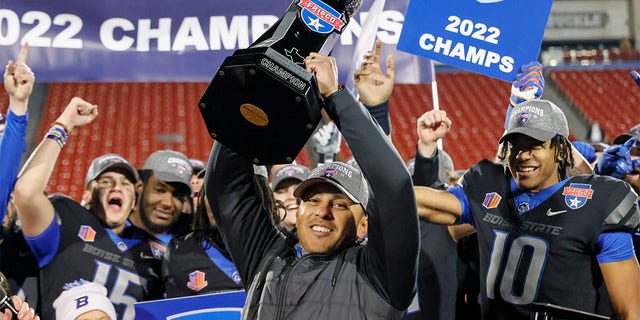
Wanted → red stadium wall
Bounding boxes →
[39,83,212,200]
[550,68,640,141]
[36,76,511,200]
[32,67,640,200]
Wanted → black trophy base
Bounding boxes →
[198,47,322,165]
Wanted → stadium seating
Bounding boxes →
[550,68,639,141]
[388,73,510,170]
[28,65,640,200]
[40,82,211,199]
[37,82,315,200]
[36,76,510,199]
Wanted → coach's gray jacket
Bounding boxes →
[205,89,420,319]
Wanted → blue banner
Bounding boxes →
[397,0,552,82]
[0,0,433,83]
[134,290,246,320]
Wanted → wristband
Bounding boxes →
[51,121,70,134]
[44,125,68,148]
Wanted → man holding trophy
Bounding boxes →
[201,1,420,319]
[199,0,362,165]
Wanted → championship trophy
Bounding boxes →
[198,0,362,165]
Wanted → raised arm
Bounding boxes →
[307,51,419,310]
[14,97,98,236]
[204,143,283,286]
[416,109,451,163]
[4,43,32,116]
[0,43,33,219]
[354,39,394,138]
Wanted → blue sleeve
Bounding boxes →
[447,185,474,226]
[24,216,61,268]
[596,232,635,264]
[0,110,28,220]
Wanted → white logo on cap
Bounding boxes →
[517,106,544,117]
[330,165,353,178]
[167,157,190,168]
[98,155,124,165]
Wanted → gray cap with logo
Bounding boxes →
[294,161,369,213]
[85,154,139,188]
[499,100,569,144]
[143,150,193,192]
[270,164,310,190]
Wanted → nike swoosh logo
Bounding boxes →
[140,252,157,260]
[546,209,567,217]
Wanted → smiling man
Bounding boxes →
[414,100,640,319]
[13,98,162,320]
[129,150,193,258]
[205,51,419,319]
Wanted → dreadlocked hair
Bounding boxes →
[497,134,574,179]
[191,184,219,245]
[552,135,574,179]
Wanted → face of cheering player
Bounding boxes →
[296,183,367,254]
[139,174,189,235]
[272,179,302,231]
[89,171,137,234]
[507,133,561,193]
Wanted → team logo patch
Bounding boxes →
[187,270,208,292]
[117,241,128,252]
[562,183,593,209]
[323,167,337,178]
[78,225,96,242]
[232,271,242,284]
[482,192,502,209]
[297,0,346,34]
[518,112,531,124]
[149,240,167,259]
[517,202,529,213]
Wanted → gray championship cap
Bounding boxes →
[85,154,139,188]
[189,159,206,174]
[613,123,640,145]
[143,150,193,192]
[270,164,310,190]
[294,162,369,213]
[499,100,569,144]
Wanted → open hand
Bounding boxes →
[354,39,395,106]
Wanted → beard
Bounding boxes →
[140,205,173,234]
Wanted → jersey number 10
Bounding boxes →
[485,230,549,305]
